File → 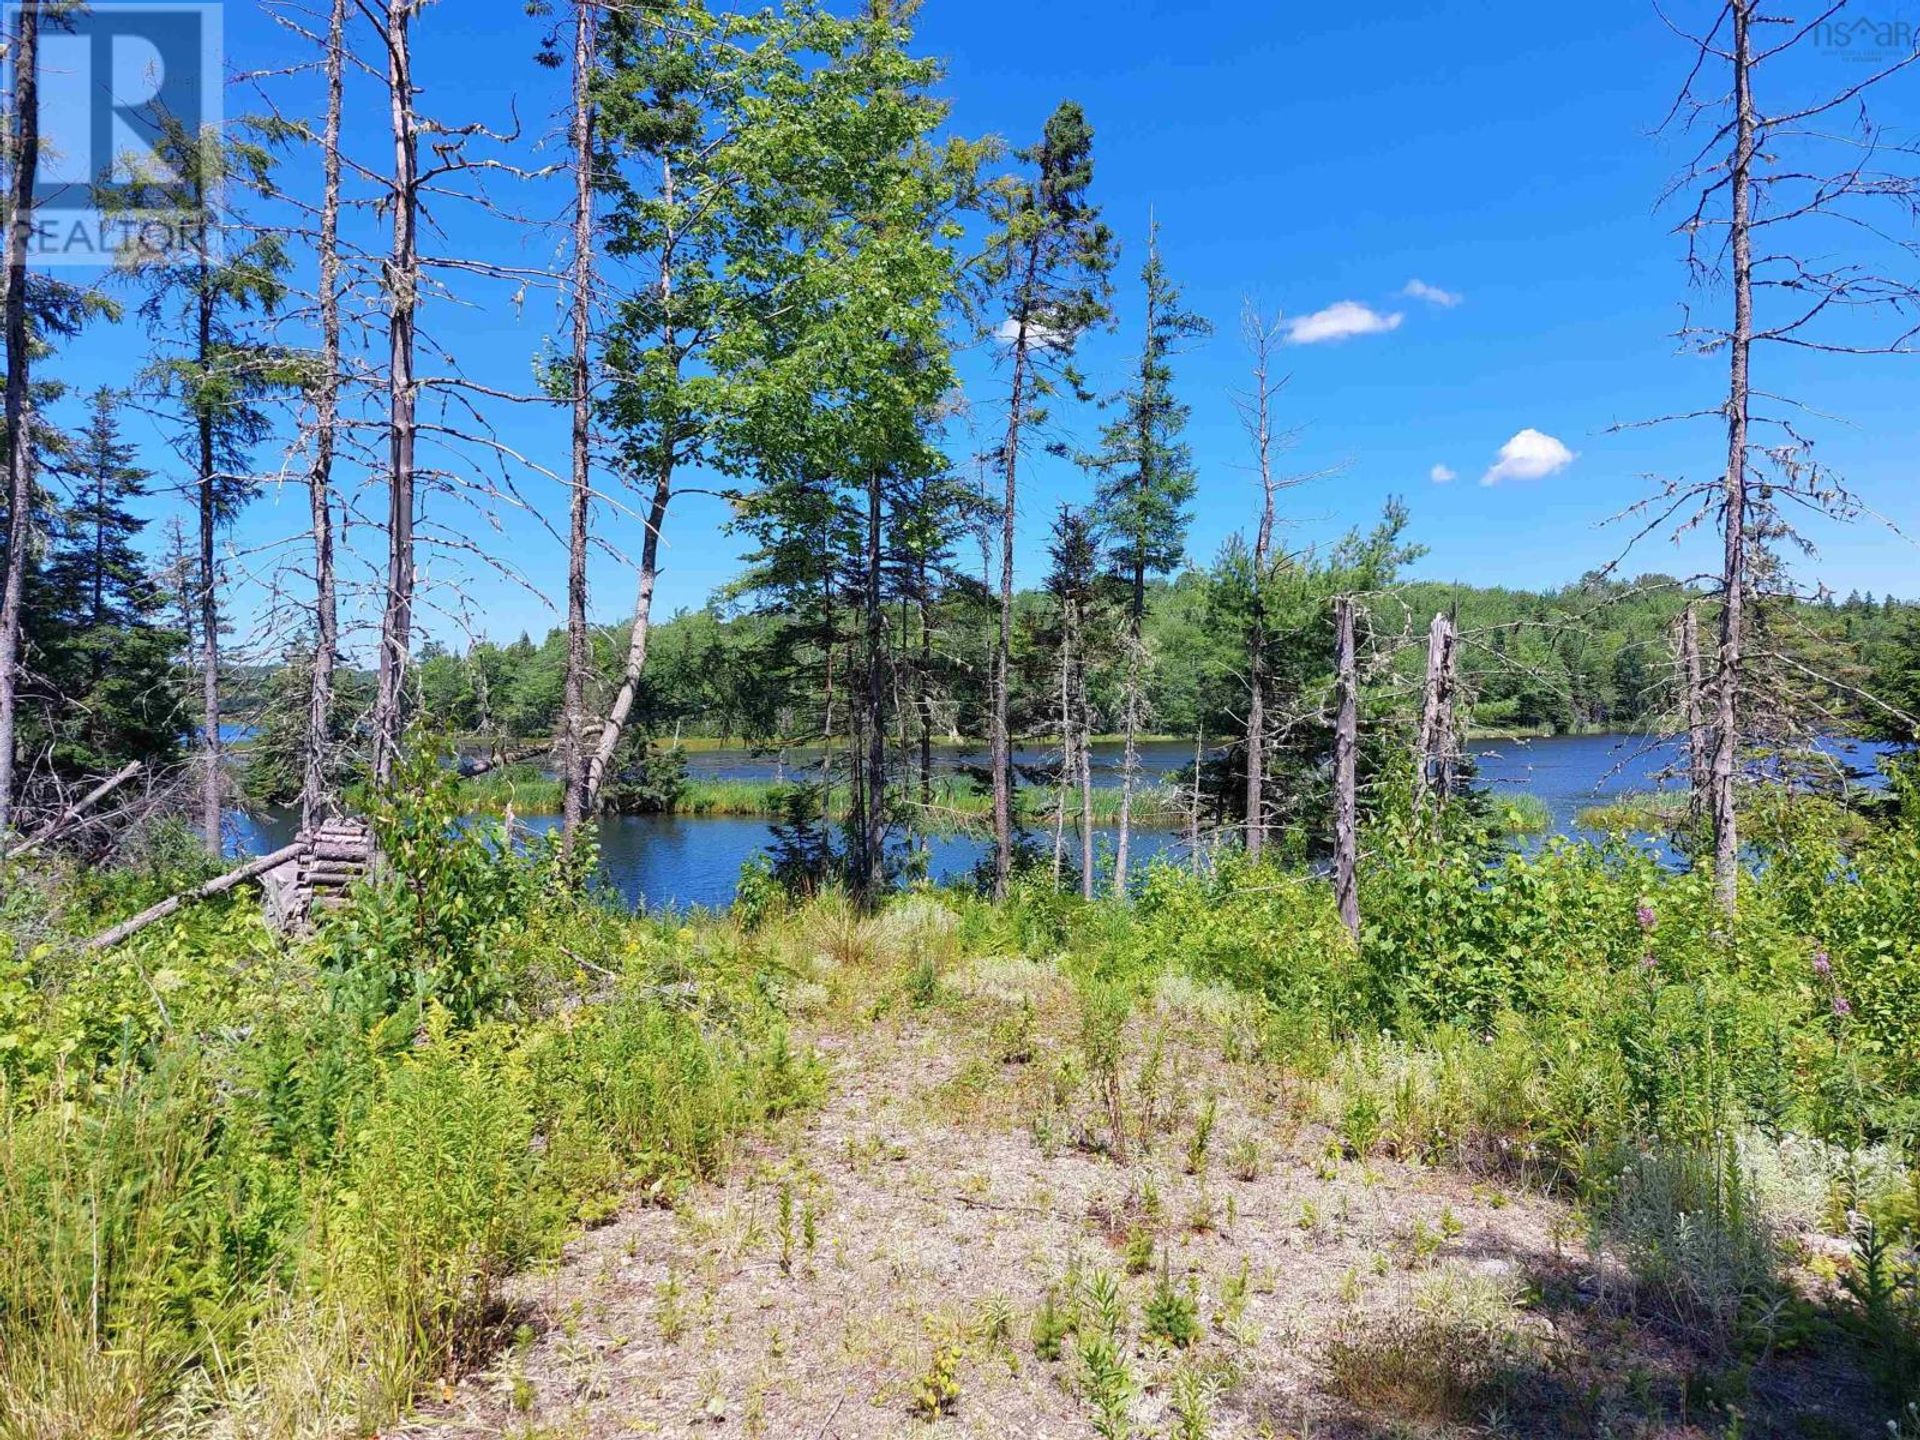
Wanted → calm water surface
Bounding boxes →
[230,732,1895,912]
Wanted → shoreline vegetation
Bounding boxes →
[450,764,1559,838]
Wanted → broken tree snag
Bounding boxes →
[1333,595,1360,940]
[1414,611,1458,812]
[1678,602,1710,827]
[85,843,306,952]
[3,761,143,861]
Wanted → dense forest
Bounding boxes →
[6,1,1920,1437]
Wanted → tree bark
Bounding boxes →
[1414,611,1457,812]
[559,0,597,854]
[1333,595,1360,940]
[1711,0,1755,915]
[302,0,348,833]
[1679,602,1710,825]
[372,0,420,786]
[0,0,38,839]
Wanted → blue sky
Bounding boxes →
[43,0,1920,657]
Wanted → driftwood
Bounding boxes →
[85,842,306,952]
[2,761,143,861]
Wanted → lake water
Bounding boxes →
[230,732,1897,913]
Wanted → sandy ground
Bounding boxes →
[394,956,1883,1440]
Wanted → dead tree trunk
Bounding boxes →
[1239,303,1285,863]
[1333,595,1360,940]
[1414,611,1458,812]
[0,0,38,839]
[1679,602,1710,825]
[302,0,348,832]
[371,0,420,787]
[1113,626,1143,898]
[991,309,1033,900]
[1710,0,1756,915]
[195,277,223,855]
[559,0,596,853]
[1052,621,1072,886]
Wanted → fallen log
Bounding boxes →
[84,842,306,952]
[3,761,144,861]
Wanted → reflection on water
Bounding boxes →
[229,732,1897,913]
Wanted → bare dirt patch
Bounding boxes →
[394,959,1880,1440]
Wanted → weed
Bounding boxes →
[1169,1362,1219,1440]
[910,1343,962,1419]
[1123,1225,1155,1276]
[1079,1333,1135,1440]
[1186,1094,1218,1175]
[1144,1250,1201,1349]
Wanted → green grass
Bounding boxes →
[1574,791,1692,832]
[1490,793,1552,835]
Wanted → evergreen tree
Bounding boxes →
[1084,219,1210,893]
[113,117,295,852]
[980,99,1116,898]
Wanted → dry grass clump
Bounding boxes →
[1324,1266,1539,1425]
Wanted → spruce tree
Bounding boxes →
[980,99,1115,898]
[1085,220,1209,893]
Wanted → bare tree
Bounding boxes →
[370,0,420,787]
[1413,610,1460,812]
[1232,303,1292,860]
[558,0,596,851]
[0,0,39,839]
[301,0,348,833]
[1645,0,1919,911]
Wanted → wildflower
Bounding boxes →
[1832,994,1852,1018]
[1812,949,1832,977]
[1641,951,1658,971]
[1635,902,1657,932]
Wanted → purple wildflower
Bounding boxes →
[1641,951,1658,971]
[1636,903,1657,933]
[1812,949,1832,977]
[1831,994,1852,1018]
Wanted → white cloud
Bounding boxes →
[1481,428,1576,486]
[1284,300,1403,345]
[1429,463,1457,484]
[994,316,1071,351]
[1401,278,1463,308]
